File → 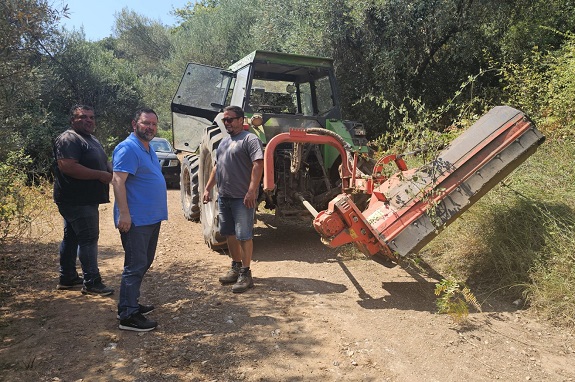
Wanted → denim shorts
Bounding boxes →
[218,197,255,241]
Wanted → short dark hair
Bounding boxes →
[223,105,244,118]
[133,108,158,122]
[69,104,94,118]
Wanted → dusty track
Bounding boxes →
[1,189,574,381]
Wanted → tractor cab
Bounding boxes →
[171,50,366,155]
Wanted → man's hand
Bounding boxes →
[203,166,217,204]
[202,189,211,204]
[117,214,132,233]
[244,189,258,209]
[98,171,113,184]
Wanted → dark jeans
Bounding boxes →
[118,222,161,320]
[57,204,101,284]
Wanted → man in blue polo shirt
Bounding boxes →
[112,108,167,332]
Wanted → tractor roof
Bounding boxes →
[228,51,334,73]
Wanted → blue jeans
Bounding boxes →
[218,197,255,240]
[57,204,101,283]
[118,222,161,319]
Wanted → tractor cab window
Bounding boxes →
[249,79,298,114]
[314,76,335,115]
[298,75,335,116]
[247,64,337,117]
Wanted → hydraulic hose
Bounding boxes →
[305,128,352,151]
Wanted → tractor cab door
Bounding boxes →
[171,63,234,152]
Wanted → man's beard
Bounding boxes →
[135,128,155,142]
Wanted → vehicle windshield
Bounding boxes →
[150,139,172,152]
[247,63,336,117]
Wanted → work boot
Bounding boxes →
[232,268,254,293]
[219,262,241,284]
[81,276,114,296]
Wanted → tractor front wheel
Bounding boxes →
[198,124,227,249]
[180,154,200,221]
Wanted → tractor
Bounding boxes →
[172,51,372,249]
[172,51,545,261]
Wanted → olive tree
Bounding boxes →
[0,0,67,167]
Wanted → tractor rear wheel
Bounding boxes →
[180,154,200,221]
[199,124,227,249]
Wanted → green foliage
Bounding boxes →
[110,10,176,133]
[546,33,575,130]
[113,9,173,73]
[527,246,575,327]
[0,150,50,243]
[368,70,492,158]
[250,0,333,57]
[44,31,143,153]
[172,0,260,67]
[423,135,575,327]
[0,1,67,176]
[498,33,575,134]
[435,277,482,323]
[497,47,552,125]
[494,1,575,60]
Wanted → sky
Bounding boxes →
[58,0,193,41]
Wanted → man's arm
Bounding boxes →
[202,164,217,204]
[244,159,263,209]
[112,171,131,232]
[58,158,112,184]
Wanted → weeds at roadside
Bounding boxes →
[435,277,482,324]
[422,137,575,328]
[0,150,53,245]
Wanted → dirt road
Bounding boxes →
[1,189,574,381]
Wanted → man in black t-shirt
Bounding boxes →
[53,105,114,295]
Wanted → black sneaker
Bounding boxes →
[119,312,157,332]
[117,304,155,319]
[232,268,254,293]
[81,277,114,296]
[57,275,84,290]
[219,263,241,284]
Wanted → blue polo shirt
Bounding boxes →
[112,133,168,226]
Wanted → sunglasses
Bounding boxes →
[221,116,241,123]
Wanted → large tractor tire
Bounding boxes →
[198,124,227,249]
[180,154,200,221]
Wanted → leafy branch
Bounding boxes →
[435,277,482,323]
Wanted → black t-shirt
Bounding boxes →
[53,129,110,205]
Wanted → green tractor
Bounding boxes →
[171,51,372,249]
